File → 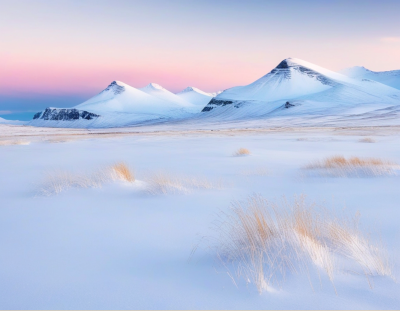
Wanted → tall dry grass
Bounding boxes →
[39,162,134,196]
[304,156,399,177]
[144,171,222,195]
[214,194,392,293]
[233,148,251,156]
[112,162,135,182]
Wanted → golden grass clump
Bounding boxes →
[304,156,399,177]
[213,194,392,294]
[306,156,390,169]
[233,148,251,156]
[359,137,376,143]
[39,162,135,196]
[112,162,135,182]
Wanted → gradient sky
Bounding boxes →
[1,0,400,119]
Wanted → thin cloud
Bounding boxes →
[381,37,400,43]
[0,110,12,115]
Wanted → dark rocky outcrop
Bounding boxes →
[32,108,100,121]
[201,98,235,112]
[284,101,295,109]
[270,58,337,86]
[103,81,125,95]
[33,112,42,119]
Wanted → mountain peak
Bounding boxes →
[181,86,197,92]
[144,83,166,91]
[275,59,291,69]
[102,81,126,95]
[177,86,214,97]
[274,58,313,70]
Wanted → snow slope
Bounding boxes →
[29,81,199,128]
[341,66,400,90]
[201,58,400,122]
[176,87,214,109]
[0,116,26,125]
[76,81,191,115]
[139,83,196,111]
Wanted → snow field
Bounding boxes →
[0,129,399,309]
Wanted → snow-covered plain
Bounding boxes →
[0,124,399,309]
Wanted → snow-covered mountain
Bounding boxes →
[30,81,201,127]
[340,66,400,90]
[201,58,400,123]
[0,116,26,125]
[76,81,193,115]
[176,87,214,108]
[139,83,196,110]
[28,58,400,128]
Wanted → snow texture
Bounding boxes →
[0,125,399,309]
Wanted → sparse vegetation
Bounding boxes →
[0,140,30,146]
[39,162,135,196]
[359,137,376,143]
[304,156,399,177]
[112,162,135,182]
[213,194,392,294]
[233,148,251,156]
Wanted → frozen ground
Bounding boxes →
[0,124,399,309]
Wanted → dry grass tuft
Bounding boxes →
[304,156,399,177]
[144,171,222,195]
[233,148,251,156]
[306,156,390,168]
[112,162,135,182]
[0,140,30,146]
[359,137,376,143]
[39,162,135,196]
[213,194,392,293]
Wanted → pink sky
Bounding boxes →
[1,0,400,101]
